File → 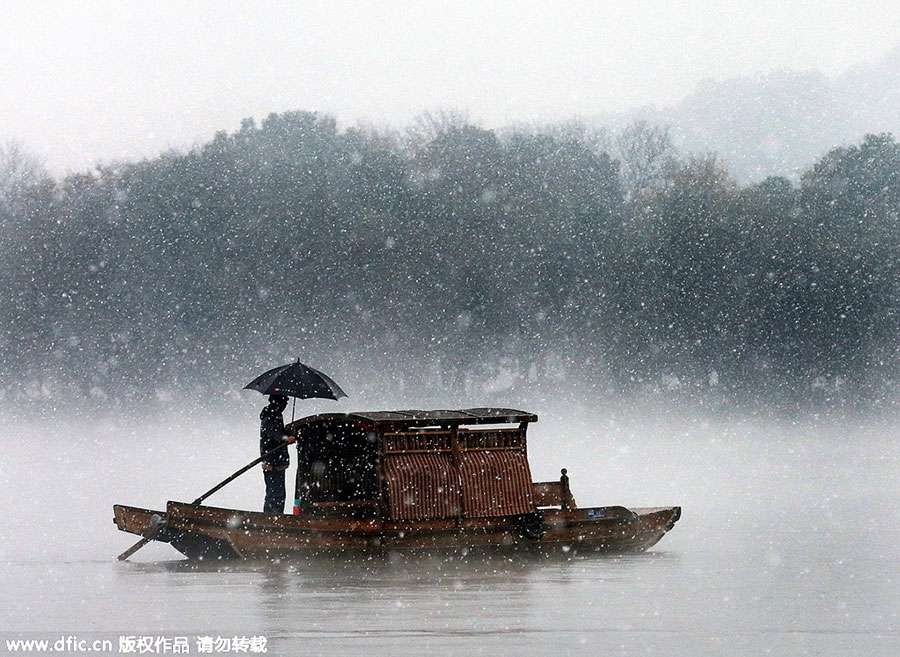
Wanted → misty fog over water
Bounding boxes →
[2,406,898,656]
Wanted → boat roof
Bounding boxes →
[288,407,537,430]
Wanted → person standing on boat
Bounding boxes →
[260,394,295,514]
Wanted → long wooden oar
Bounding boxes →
[117,440,294,561]
[117,515,166,561]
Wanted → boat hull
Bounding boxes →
[114,501,680,560]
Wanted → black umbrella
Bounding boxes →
[244,360,348,401]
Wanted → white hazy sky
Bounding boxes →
[2,0,899,174]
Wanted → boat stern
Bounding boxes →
[113,504,166,538]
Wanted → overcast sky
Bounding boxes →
[2,1,900,175]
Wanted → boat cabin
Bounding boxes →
[287,408,551,521]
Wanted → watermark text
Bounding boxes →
[4,635,268,654]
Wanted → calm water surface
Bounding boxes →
[2,410,898,656]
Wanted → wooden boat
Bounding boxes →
[114,408,680,560]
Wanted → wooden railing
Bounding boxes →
[383,429,452,453]
[383,427,526,454]
[458,428,525,450]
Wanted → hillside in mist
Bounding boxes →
[620,47,900,182]
[1,110,899,415]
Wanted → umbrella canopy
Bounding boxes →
[244,360,348,400]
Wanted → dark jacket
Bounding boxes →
[260,405,290,468]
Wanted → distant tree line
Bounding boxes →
[1,113,898,411]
